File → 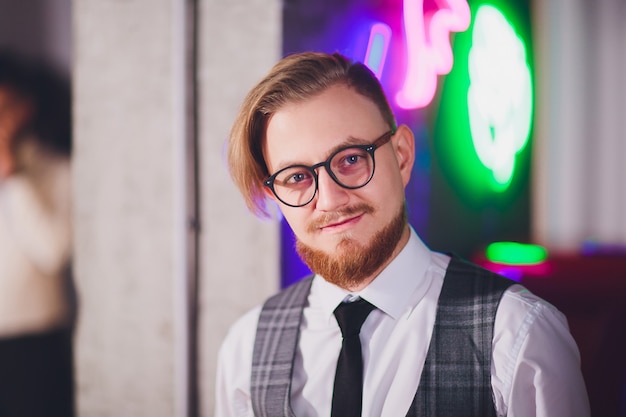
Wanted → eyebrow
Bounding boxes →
[273,135,370,172]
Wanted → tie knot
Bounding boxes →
[333,298,376,338]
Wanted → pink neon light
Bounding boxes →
[364,23,392,79]
[396,0,471,109]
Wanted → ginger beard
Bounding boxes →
[296,203,407,289]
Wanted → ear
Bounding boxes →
[391,124,415,187]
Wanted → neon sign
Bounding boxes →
[486,241,547,265]
[396,0,471,108]
[365,23,392,79]
[467,5,533,190]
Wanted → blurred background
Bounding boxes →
[0,0,624,416]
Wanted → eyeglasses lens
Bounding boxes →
[272,146,374,207]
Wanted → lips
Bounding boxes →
[306,203,375,233]
[320,213,364,231]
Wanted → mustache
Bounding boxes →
[307,203,375,233]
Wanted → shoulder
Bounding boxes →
[493,283,574,388]
[220,277,314,351]
[215,305,262,417]
[219,305,263,360]
[495,284,570,351]
[219,276,314,369]
[498,284,568,326]
[441,256,515,301]
[492,285,589,415]
[263,276,313,308]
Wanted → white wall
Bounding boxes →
[73,1,281,415]
[196,1,282,415]
[532,0,626,250]
[73,1,180,415]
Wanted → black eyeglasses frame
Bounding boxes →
[263,129,396,208]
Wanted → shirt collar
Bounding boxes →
[311,227,433,322]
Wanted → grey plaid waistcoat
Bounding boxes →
[250,256,514,417]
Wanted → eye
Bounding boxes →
[287,171,310,184]
[275,167,315,189]
[345,154,362,165]
[334,147,369,170]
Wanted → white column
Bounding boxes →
[73,0,183,415]
[196,1,282,415]
[535,0,588,250]
[590,0,626,244]
[532,0,626,250]
[621,2,626,243]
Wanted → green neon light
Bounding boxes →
[486,242,548,265]
[433,2,534,206]
[467,5,533,191]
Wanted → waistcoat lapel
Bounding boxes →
[250,276,313,417]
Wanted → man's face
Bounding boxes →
[263,84,415,289]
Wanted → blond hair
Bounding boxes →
[228,51,396,217]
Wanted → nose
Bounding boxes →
[313,167,350,211]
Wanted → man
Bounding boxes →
[216,51,589,417]
[0,50,74,417]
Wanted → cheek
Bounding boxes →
[371,159,406,202]
[280,208,310,240]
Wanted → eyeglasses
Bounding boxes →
[263,129,395,208]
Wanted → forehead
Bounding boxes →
[264,84,387,170]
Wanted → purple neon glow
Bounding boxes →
[365,23,392,79]
[396,0,471,109]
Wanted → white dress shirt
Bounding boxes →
[0,140,72,336]
[215,229,590,417]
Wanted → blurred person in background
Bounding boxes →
[0,49,74,417]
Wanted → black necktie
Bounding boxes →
[331,298,376,417]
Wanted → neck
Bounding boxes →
[342,225,411,292]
